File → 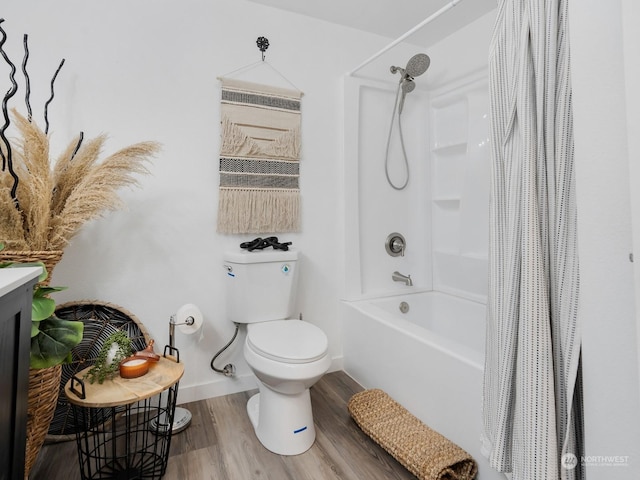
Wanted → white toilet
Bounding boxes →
[223,248,330,455]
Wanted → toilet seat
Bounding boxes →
[247,320,328,364]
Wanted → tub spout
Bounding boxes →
[392,271,413,286]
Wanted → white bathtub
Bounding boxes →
[341,291,505,480]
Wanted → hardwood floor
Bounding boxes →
[30,371,416,479]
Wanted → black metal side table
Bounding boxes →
[65,352,184,480]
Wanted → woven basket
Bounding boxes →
[348,389,478,480]
[24,365,63,477]
[0,250,64,285]
[46,301,151,443]
[0,250,65,477]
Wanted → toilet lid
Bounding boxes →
[247,320,328,364]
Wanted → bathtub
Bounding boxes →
[341,291,506,480]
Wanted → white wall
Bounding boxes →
[570,0,640,478]
[622,0,640,388]
[1,0,402,403]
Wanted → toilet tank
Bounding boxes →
[223,248,299,324]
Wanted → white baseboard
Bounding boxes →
[177,355,344,405]
[328,355,344,373]
[177,372,257,405]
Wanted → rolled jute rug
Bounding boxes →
[348,389,477,480]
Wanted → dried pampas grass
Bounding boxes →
[0,110,160,251]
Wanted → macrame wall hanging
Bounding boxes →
[217,38,303,234]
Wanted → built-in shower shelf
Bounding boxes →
[431,141,467,154]
[432,247,489,260]
[433,248,459,256]
[432,197,461,208]
[460,252,489,261]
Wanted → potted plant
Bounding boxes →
[0,244,84,368]
[0,109,159,256]
[0,20,160,475]
[85,330,133,384]
[0,244,83,475]
[0,20,160,260]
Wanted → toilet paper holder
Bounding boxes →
[169,311,194,348]
[157,303,204,434]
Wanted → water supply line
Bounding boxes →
[210,323,239,377]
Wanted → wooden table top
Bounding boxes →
[64,356,184,408]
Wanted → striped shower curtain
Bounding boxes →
[481,1,583,479]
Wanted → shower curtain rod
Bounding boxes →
[347,0,464,76]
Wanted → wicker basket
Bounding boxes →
[0,250,64,285]
[0,250,64,477]
[348,389,478,480]
[24,365,63,477]
[46,301,151,443]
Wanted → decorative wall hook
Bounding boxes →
[256,36,269,61]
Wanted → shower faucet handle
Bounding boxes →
[392,238,405,256]
[385,232,406,257]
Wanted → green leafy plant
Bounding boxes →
[0,243,83,369]
[85,330,132,384]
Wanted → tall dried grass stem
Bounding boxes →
[48,141,158,250]
[0,109,160,251]
[52,134,106,216]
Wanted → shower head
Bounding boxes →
[391,53,430,115]
[401,79,416,94]
[398,79,415,114]
[405,53,430,78]
[390,53,430,80]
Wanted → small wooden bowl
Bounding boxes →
[119,356,150,379]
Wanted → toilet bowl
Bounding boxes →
[244,319,330,455]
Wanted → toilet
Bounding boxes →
[223,248,330,455]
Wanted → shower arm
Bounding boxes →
[347,0,463,77]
